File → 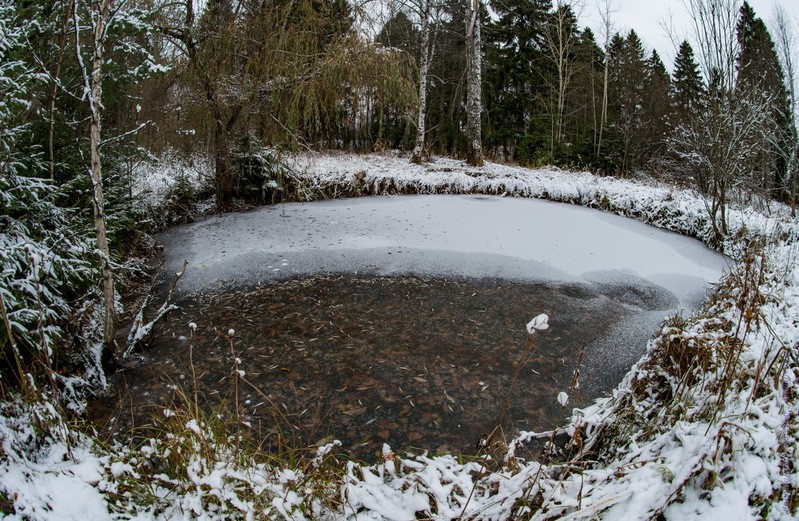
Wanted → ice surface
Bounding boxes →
[156,194,728,404]
[159,194,728,313]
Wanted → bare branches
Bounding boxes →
[667,90,774,239]
[543,1,583,154]
[123,260,188,358]
[684,0,740,90]
[771,6,799,209]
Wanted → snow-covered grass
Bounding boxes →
[129,152,214,228]
[2,151,798,519]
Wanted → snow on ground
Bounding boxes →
[3,151,798,520]
[131,151,211,208]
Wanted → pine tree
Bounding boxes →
[606,30,647,174]
[564,26,604,165]
[735,1,792,197]
[641,49,671,166]
[0,2,93,384]
[671,40,705,116]
[376,12,418,60]
[422,0,467,156]
[483,0,551,162]
[736,1,784,93]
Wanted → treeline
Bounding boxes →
[375,0,797,201]
[5,0,797,208]
[152,0,796,213]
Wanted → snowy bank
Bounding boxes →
[2,151,797,519]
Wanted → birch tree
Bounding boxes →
[73,0,117,362]
[771,5,799,210]
[542,2,581,156]
[686,0,740,92]
[464,0,483,166]
[595,0,617,159]
[68,0,162,363]
[410,0,440,164]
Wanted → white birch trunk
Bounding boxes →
[465,0,483,166]
[76,0,116,359]
[597,0,615,160]
[598,49,609,157]
[411,5,432,164]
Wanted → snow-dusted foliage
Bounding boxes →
[0,175,92,358]
[130,151,213,226]
[0,1,30,132]
[1,152,798,519]
[0,1,94,383]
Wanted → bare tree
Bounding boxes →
[668,0,776,242]
[406,0,442,164]
[668,91,772,241]
[72,0,117,361]
[542,1,583,157]
[595,0,617,159]
[464,0,483,166]
[668,0,788,241]
[685,0,740,92]
[772,5,799,211]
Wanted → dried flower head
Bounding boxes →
[526,313,549,334]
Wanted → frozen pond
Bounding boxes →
[161,194,726,308]
[98,195,728,459]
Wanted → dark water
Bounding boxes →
[91,275,632,460]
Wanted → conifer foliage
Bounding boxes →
[736,1,793,197]
[0,1,92,382]
[671,40,705,118]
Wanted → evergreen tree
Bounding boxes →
[483,0,552,162]
[736,1,784,93]
[423,0,467,156]
[606,30,647,174]
[376,12,419,59]
[376,12,419,149]
[641,49,671,167]
[671,40,705,117]
[735,1,792,197]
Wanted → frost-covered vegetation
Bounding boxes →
[3,152,799,519]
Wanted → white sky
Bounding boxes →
[580,0,799,71]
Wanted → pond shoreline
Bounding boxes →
[92,273,671,461]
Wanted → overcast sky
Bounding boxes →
[580,0,799,72]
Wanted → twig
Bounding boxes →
[123,260,188,358]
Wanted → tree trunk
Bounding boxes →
[49,3,71,181]
[79,0,116,363]
[464,0,483,167]
[555,49,567,150]
[214,118,234,210]
[597,48,610,159]
[596,0,613,161]
[411,6,433,164]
